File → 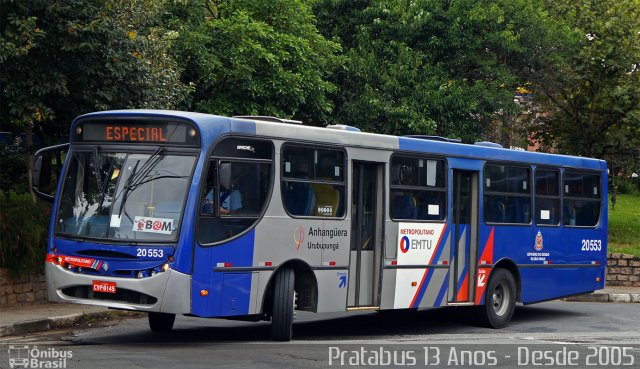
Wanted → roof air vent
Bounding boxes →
[474,141,503,148]
[404,135,461,143]
[233,116,302,125]
[326,124,361,132]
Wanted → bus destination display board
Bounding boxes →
[74,120,199,146]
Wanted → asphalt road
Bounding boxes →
[1,301,639,368]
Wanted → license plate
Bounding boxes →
[92,280,116,294]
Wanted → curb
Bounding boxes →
[0,310,142,337]
[564,292,640,303]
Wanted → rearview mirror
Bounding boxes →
[31,143,69,202]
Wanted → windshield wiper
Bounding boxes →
[92,146,104,195]
[112,147,163,221]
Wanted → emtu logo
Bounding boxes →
[293,226,305,251]
[400,236,410,253]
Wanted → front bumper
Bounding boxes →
[45,262,191,314]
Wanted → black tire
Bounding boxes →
[476,268,516,328]
[148,312,175,333]
[271,268,295,341]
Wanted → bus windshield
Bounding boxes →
[55,150,196,242]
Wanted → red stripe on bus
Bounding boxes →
[456,273,469,301]
[475,227,495,305]
[409,224,448,308]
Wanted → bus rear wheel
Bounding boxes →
[476,268,516,329]
[148,312,175,333]
[271,268,295,341]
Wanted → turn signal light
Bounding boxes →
[411,282,417,287]
[200,289,209,296]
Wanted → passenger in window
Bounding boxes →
[203,163,243,215]
[218,163,242,215]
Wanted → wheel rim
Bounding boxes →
[492,282,510,317]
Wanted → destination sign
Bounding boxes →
[74,120,199,146]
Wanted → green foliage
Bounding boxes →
[0,192,50,277]
[615,179,639,195]
[0,0,189,138]
[314,0,558,140]
[0,137,28,193]
[530,0,640,161]
[608,194,640,257]
[168,0,342,124]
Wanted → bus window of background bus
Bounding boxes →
[281,145,345,217]
[535,169,560,225]
[198,138,273,244]
[389,156,446,221]
[484,164,531,224]
[563,171,601,227]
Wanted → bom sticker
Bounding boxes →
[132,216,174,235]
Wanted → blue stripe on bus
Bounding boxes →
[411,226,449,308]
[191,229,256,317]
[434,273,449,307]
[456,224,469,299]
[456,267,468,293]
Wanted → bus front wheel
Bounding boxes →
[476,268,516,329]
[148,312,175,333]
[271,268,295,341]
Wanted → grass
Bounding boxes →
[608,193,640,257]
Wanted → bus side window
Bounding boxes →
[390,156,446,221]
[198,138,274,244]
[562,172,601,227]
[281,145,345,217]
[484,164,531,224]
[535,169,560,226]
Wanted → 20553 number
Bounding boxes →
[581,239,602,251]
[136,248,164,258]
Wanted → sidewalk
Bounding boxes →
[563,286,640,303]
[0,303,141,337]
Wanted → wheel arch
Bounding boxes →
[491,257,521,302]
[262,259,318,316]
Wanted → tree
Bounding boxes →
[314,0,564,142]
[168,0,342,125]
[530,0,640,161]
[0,0,188,195]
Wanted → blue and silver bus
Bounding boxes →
[32,110,607,341]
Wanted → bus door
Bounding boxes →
[450,170,479,303]
[348,162,384,308]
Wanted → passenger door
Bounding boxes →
[450,170,479,303]
[348,162,384,307]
